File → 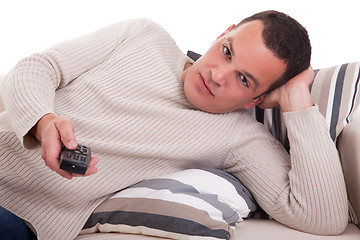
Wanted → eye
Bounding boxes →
[240,74,249,88]
[223,45,231,59]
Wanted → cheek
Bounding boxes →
[183,81,193,100]
[199,45,220,64]
[220,89,253,109]
[183,78,201,106]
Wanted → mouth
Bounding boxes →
[199,74,214,97]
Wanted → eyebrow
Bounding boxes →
[226,37,235,58]
[243,70,260,89]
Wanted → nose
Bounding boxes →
[211,66,232,86]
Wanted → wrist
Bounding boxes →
[30,113,57,142]
[279,87,314,112]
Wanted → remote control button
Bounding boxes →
[59,144,90,175]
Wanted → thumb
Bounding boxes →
[54,116,78,149]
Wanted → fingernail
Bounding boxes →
[67,140,77,149]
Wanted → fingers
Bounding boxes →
[41,125,73,179]
[72,157,100,178]
[289,67,314,86]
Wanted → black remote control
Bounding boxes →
[59,144,91,175]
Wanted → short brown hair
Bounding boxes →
[238,10,311,96]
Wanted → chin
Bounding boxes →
[196,105,228,114]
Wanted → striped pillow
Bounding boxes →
[80,168,257,240]
[311,62,360,140]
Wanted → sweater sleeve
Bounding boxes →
[1,19,150,148]
[227,106,348,235]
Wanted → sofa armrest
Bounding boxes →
[0,75,5,112]
[337,113,360,225]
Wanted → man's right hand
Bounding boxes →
[258,67,314,112]
[31,114,99,179]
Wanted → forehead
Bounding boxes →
[225,20,286,93]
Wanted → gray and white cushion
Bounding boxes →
[81,168,257,240]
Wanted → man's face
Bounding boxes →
[181,20,286,113]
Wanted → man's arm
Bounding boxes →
[2,19,147,147]
[1,19,151,178]
[228,68,348,235]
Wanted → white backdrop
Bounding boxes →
[1,0,359,74]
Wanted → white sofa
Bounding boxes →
[0,60,360,240]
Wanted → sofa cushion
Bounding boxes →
[80,168,257,240]
[75,220,360,240]
[231,219,360,240]
[338,116,360,226]
[0,75,5,112]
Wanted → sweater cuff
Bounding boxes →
[283,105,320,121]
[22,111,55,149]
[282,105,332,148]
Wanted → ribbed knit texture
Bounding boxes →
[0,19,348,239]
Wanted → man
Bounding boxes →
[0,10,348,240]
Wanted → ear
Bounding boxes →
[244,95,266,110]
[216,24,236,40]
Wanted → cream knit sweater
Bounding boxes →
[0,19,348,239]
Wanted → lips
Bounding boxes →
[199,74,214,96]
